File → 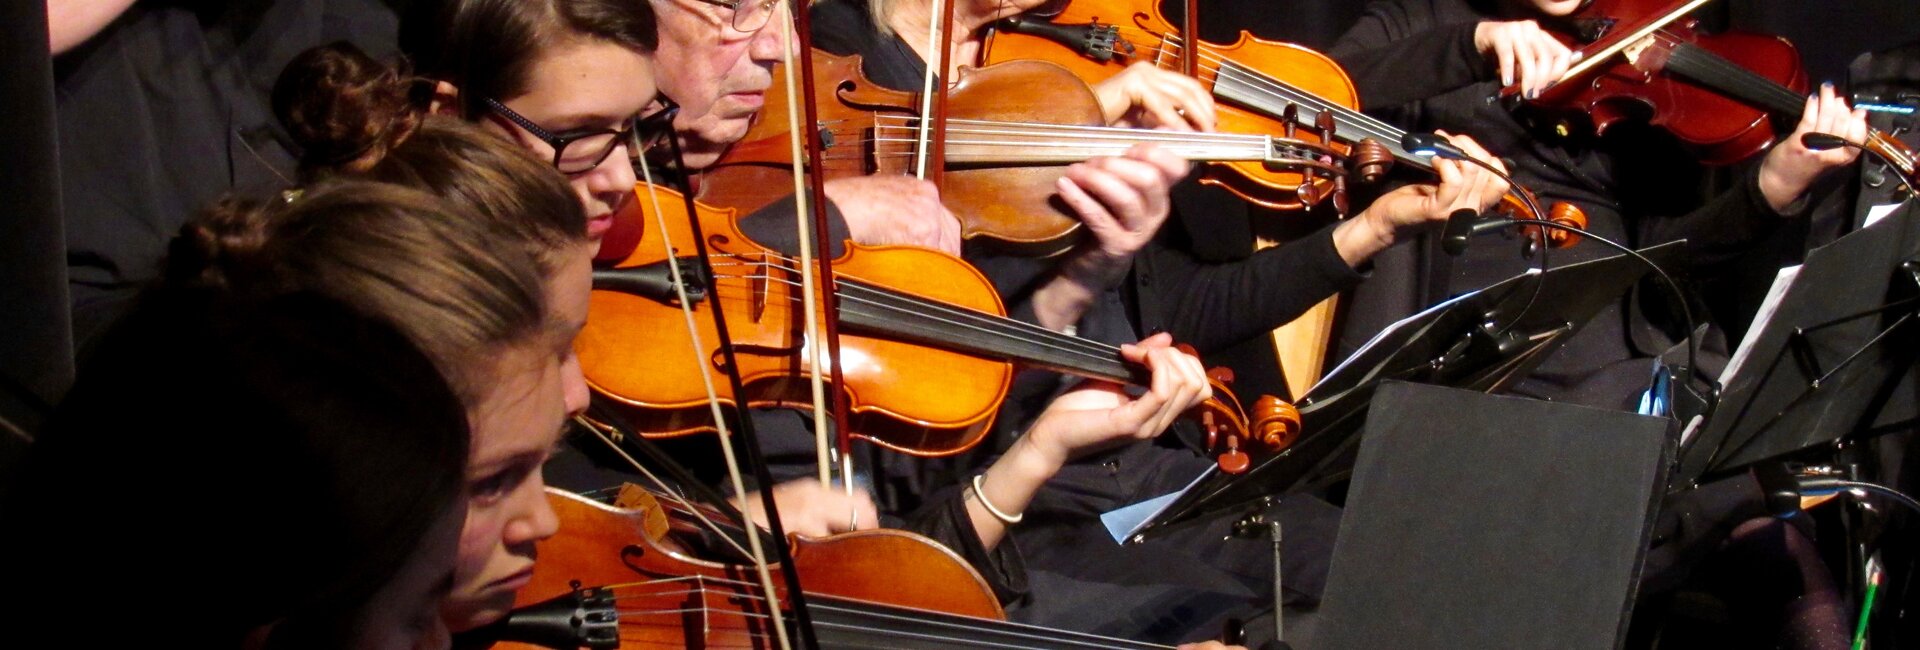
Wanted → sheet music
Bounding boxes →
[1309,269,1539,394]
[1865,199,1911,229]
[1697,264,1802,445]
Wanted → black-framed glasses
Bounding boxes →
[689,0,781,33]
[483,96,681,175]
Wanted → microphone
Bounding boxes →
[1441,208,1481,256]
[1401,132,1470,160]
[1799,131,1920,199]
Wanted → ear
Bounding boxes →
[427,80,464,117]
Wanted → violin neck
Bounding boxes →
[832,278,1149,386]
[1661,42,1809,117]
[1205,59,1428,167]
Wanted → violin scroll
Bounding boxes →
[1540,201,1588,249]
[1251,395,1301,452]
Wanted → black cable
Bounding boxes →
[1799,477,1920,517]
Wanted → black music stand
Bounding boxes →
[1312,383,1672,650]
[1676,203,1920,488]
[1128,242,1685,539]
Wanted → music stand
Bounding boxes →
[1676,204,1920,488]
[1130,242,1685,539]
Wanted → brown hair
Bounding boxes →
[273,42,588,271]
[398,0,659,119]
[167,181,549,402]
[11,288,472,647]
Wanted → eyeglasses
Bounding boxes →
[483,96,681,175]
[689,0,781,33]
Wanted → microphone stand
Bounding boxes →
[1400,132,1720,412]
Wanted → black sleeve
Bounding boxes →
[1641,163,1798,272]
[893,484,1031,606]
[733,193,854,257]
[1329,0,1495,111]
[1137,221,1366,355]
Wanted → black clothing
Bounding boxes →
[56,0,401,348]
[807,0,1353,641]
[1330,0,1806,409]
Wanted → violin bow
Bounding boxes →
[636,75,822,650]
[779,0,861,515]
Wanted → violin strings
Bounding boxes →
[643,258,1135,374]
[714,250,1123,357]
[702,255,1124,360]
[692,273,1135,375]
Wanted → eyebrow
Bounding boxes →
[546,111,641,134]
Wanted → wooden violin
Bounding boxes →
[1504,0,1804,165]
[480,488,1201,649]
[1514,0,1919,182]
[700,49,1342,256]
[576,182,1301,465]
[981,0,1591,248]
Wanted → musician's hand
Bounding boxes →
[823,175,962,255]
[1474,19,1576,99]
[1092,62,1217,131]
[1335,132,1509,265]
[736,479,881,538]
[1061,143,1187,263]
[1758,82,1870,212]
[1022,333,1211,465]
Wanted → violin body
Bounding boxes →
[496,489,1006,649]
[578,183,1011,456]
[981,0,1361,211]
[1524,0,1807,165]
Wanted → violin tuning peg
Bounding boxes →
[1207,366,1235,385]
[1217,442,1251,475]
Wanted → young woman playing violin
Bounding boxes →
[1330,0,1871,409]
[3,183,492,649]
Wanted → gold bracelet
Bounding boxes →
[971,473,1024,525]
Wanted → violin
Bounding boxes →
[1515,0,1920,181]
[981,0,1591,248]
[577,182,1301,466]
[1506,0,1804,165]
[480,488,1204,649]
[700,49,1342,256]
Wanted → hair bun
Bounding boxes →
[166,195,277,291]
[273,42,423,175]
